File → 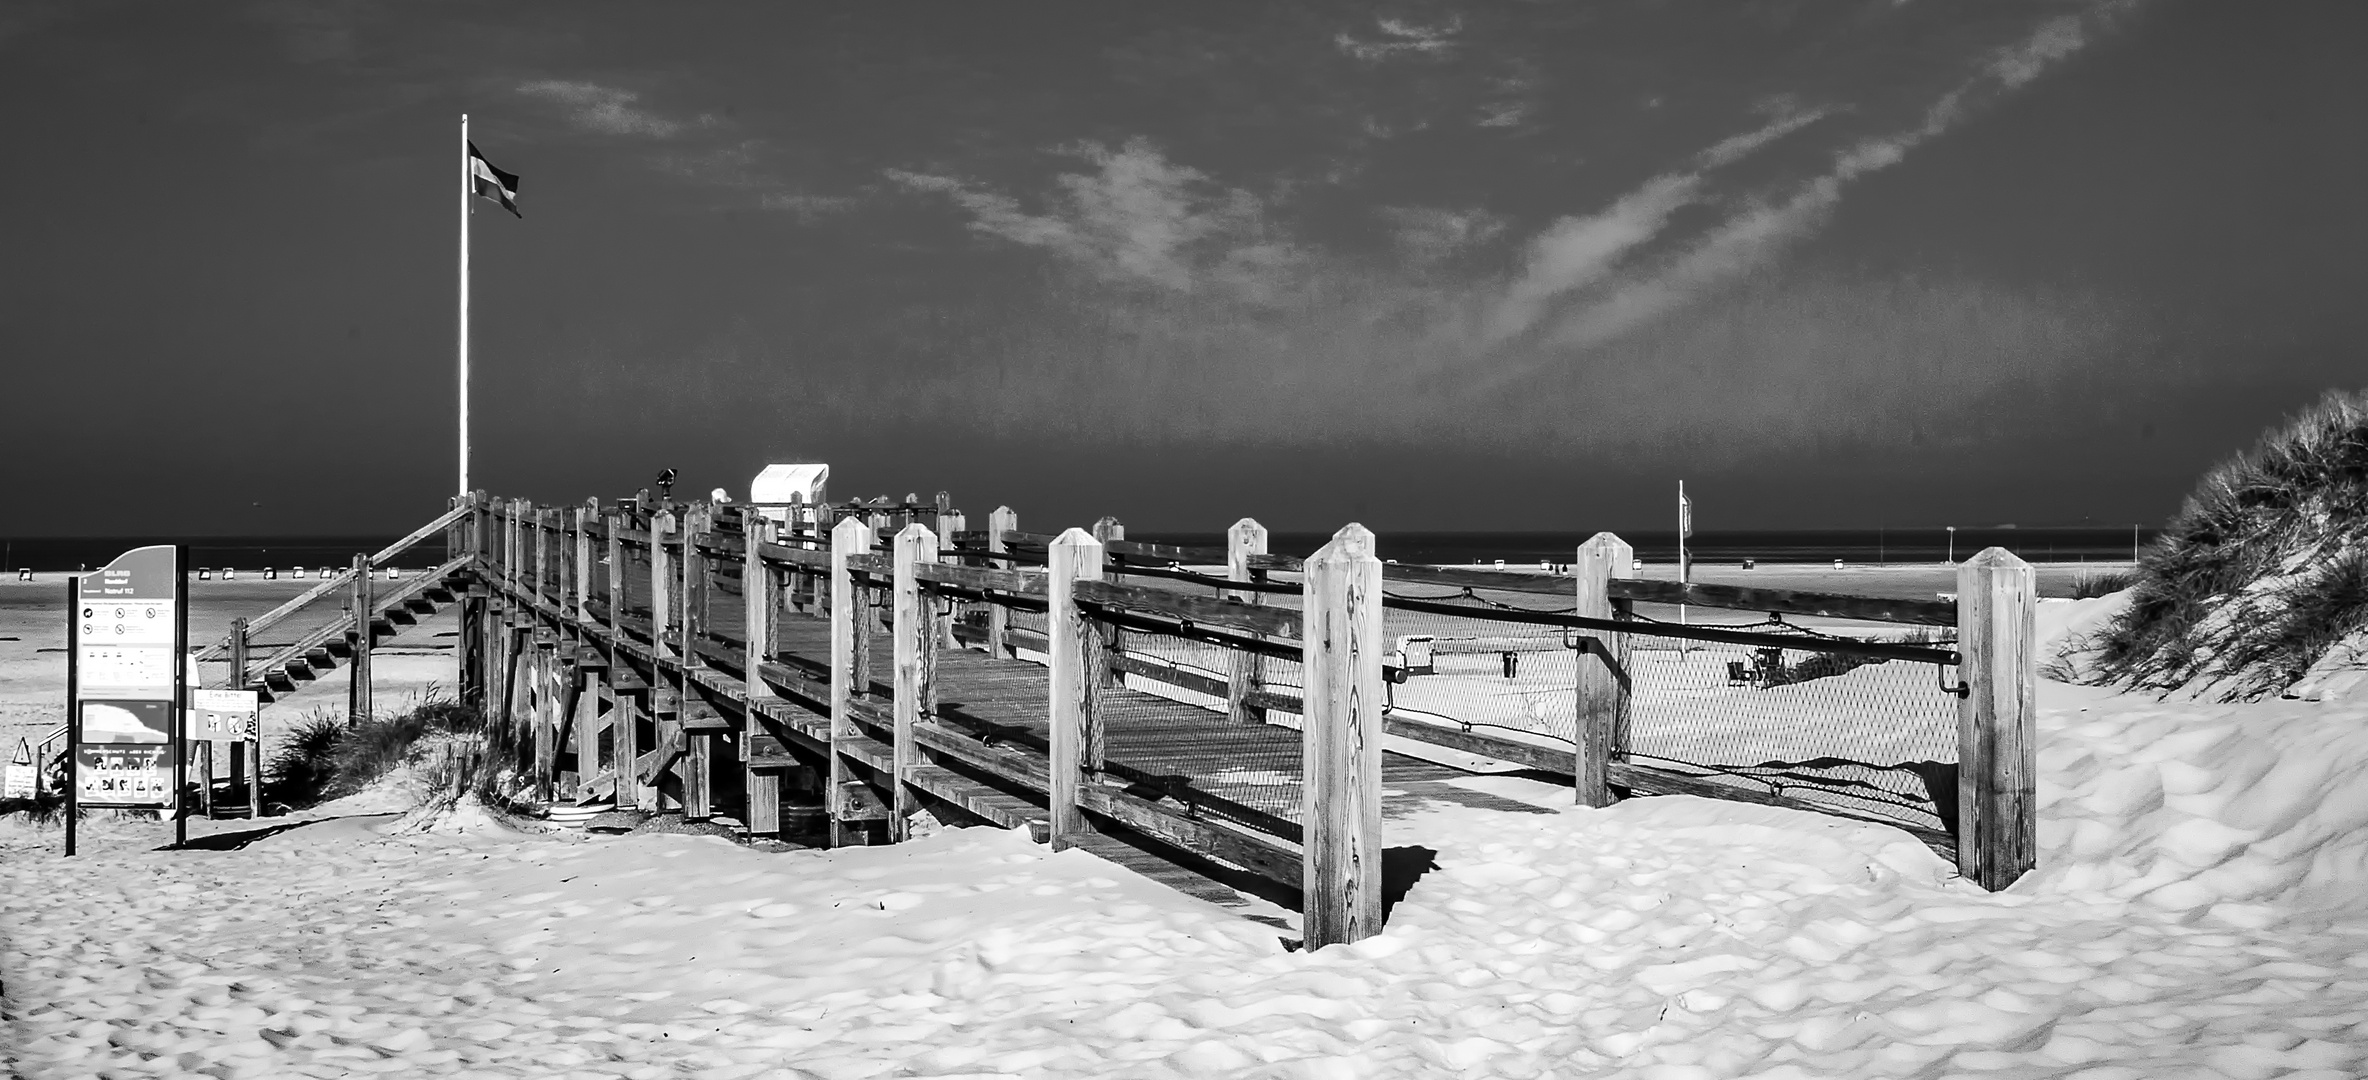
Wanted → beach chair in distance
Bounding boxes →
[1726,660,1752,685]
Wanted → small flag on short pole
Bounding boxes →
[468,141,521,218]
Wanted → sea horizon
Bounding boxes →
[2,525,2156,573]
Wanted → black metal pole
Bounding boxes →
[64,576,78,858]
[173,544,188,850]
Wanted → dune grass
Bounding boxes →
[263,691,484,810]
[2089,388,2368,700]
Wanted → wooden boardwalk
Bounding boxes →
[583,572,1548,912]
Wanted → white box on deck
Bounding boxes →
[749,463,829,523]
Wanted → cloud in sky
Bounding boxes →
[892,139,1301,305]
[518,79,687,137]
[1335,16,1461,62]
[860,1,2142,455]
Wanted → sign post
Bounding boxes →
[68,544,187,853]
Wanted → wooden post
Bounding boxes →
[987,507,1017,659]
[1226,517,1269,725]
[828,515,874,847]
[229,616,255,816]
[891,523,940,841]
[533,506,550,607]
[650,510,677,661]
[1091,516,1125,686]
[349,552,372,724]
[682,504,711,668]
[575,502,595,624]
[1301,523,1384,949]
[1046,528,1105,850]
[605,509,637,810]
[935,508,963,650]
[1957,547,2036,891]
[1573,532,1633,808]
[744,515,782,837]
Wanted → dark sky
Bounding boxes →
[3,1,2362,536]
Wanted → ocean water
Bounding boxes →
[3,526,2151,573]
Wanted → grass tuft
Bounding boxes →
[2088,388,2368,700]
[262,691,483,810]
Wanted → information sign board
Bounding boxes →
[72,545,182,810]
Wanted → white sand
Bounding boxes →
[10,574,2368,1078]
[9,626,2368,1076]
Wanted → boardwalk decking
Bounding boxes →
[575,583,1551,917]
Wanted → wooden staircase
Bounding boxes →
[251,558,471,702]
[193,503,478,704]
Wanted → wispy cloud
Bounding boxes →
[518,79,687,138]
[1335,15,1461,62]
[858,2,2144,455]
[1535,1,2135,354]
[891,139,1301,304]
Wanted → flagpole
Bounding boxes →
[458,113,470,499]
[1677,480,1689,631]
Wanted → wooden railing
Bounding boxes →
[461,488,2038,945]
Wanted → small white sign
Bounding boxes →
[190,689,260,742]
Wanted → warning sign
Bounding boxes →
[75,745,172,805]
[2,738,33,800]
[190,689,259,742]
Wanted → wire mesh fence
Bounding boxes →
[1374,578,1962,833]
[1094,617,1306,837]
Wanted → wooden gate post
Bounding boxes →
[1090,517,1125,686]
[986,507,1018,659]
[828,515,875,847]
[1957,547,2036,891]
[1046,528,1105,850]
[744,514,782,836]
[575,501,595,624]
[1226,517,1270,725]
[891,523,941,841]
[229,616,257,816]
[1573,532,1633,808]
[1302,523,1384,949]
[349,552,372,724]
[650,510,677,661]
[935,509,963,649]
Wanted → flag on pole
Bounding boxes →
[468,141,520,217]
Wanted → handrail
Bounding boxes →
[240,554,474,686]
[366,503,473,568]
[912,562,1045,597]
[1072,579,1301,639]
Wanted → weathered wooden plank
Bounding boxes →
[1611,579,1958,626]
[1574,533,1632,809]
[1382,714,1569,774]
[1301,524,1383,949]
[986,507,1018,660]
[1047,529,1105,850]
[912,560,1047,597]
[1957,547,2035,890]
[829,516,874,847]
[891,523,940,841]
[1227,518,1270,726]
[1076,783,1302,889]
[1072,579,1301,638]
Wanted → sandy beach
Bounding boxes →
[16,564,2368,1078]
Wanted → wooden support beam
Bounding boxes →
[829,515,876,848]
[1573,532,1633,809]
[1226,518,1269,725]
[682,503,712,669]
[1091,517,1125,686]
[1047,528,1105,851]
[348,552,372,722]
[575,501,595,625]
[891,523,940,842]
[1957,547,2036,891]
[986,506,1018,660]
[743,514,782,836]
[650,509,677,662]
[1302,523,1383,950]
